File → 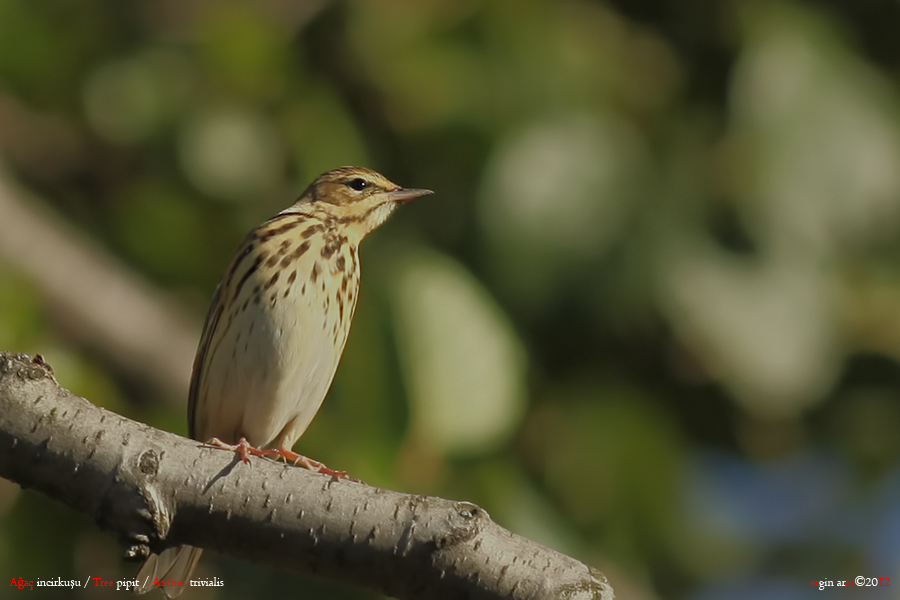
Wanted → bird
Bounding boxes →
[135,166,432,597]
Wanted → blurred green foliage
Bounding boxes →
[3,1,900,599]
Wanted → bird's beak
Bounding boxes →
[388,188,434,203]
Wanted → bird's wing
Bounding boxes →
[187,281,224,440]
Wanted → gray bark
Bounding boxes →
[0,352,614,600]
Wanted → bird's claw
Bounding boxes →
[202,438,359,481]
[203,436,265,464]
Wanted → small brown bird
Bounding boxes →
[136,166,432,597]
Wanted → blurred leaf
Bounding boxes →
[281,89,370,183]
[528,385,685,563]
[657,1,900,418]
[82,50,194,144]
[480,112,649,311]
[111,179,209,282]
[42,346,124,412]
[660,245,841,417]
[464,459,585,559]
[392,247,527,457]
[178,105,285,201]
[198,2,291,99]
[732,2,900,252]
[0,0,108,106]
[348,0,492,131]
[83,57,165,144]
[0,264,45,350]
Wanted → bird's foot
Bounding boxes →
[203,437,266,464]
[261,447,360,482]
[202,438,359,481]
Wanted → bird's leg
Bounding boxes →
[203,438,359,480]
[260,446,359,481]
[203,437,267,464]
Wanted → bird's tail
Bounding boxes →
[135,545,203,598]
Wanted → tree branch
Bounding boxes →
[0,159,198,401]
[0,352,614,600]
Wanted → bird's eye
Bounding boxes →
[347,178,368,191]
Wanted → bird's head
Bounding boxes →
[296,166,432,241]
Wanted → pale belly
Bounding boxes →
[194,258,356,449]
